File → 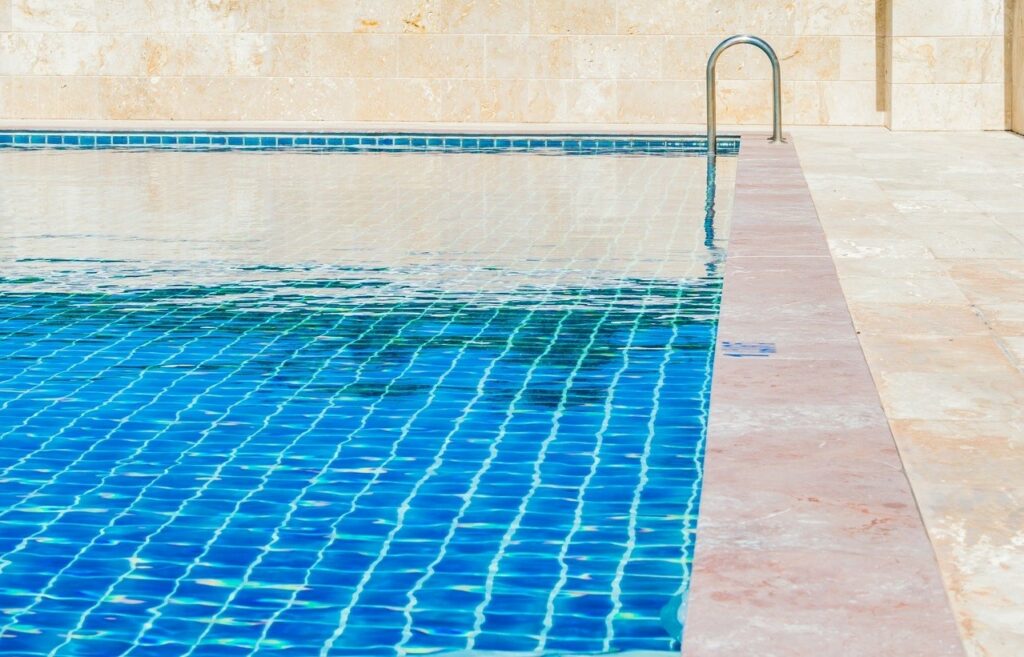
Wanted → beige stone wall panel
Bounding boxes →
[0,0,11,32]
[485,35,574,79]
[0,0,1011,127]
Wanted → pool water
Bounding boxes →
[0,142,735,656]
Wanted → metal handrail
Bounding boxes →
[706,35,784,162]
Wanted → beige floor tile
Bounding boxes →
[1003,224,1024,245]
[968,196,1024,215]
[915,485,1024,657]
[833,255,948,278]
[946,260,1024,306]
[828,237,934,260]
[859,336,1018,374]
[974,303,1024,334]
[1002,337,1024,367]
[990,211,1024,229]
[839,275,970,305]
[921,226,1024,259]
[887,190,985,214]
[848,302,992,337]
[881,211,1002,229]
[821,224,906,240]
[889,420,1024,489]
[805,197,899,217]
[876,370,1024,422]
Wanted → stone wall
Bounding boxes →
[0,0,1014,129]
[887,0,1007,130]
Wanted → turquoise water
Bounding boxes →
[0,142,730,656]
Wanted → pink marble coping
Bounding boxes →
[681,138,967,657]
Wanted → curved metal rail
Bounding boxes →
[706,35,784,162]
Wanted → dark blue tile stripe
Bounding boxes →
[0,132,741,156]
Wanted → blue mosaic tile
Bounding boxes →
[0,131,741,156]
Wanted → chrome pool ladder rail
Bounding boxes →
[706,35,785,162]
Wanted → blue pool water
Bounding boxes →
[0,138,731,656]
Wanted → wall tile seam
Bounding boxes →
[889,81,1005,86]
[2,118,888,126]
[0,77,862,86]
[1,47,850,78]
[0,34,858,56]
[888,34,1007,39]
[0,30,883,38]
[891,35,1008,39]
[0,34,859,47]
[888,33,1008,38]
[0,75,858,82]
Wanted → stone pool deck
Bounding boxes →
[689,128,1024,657]
[683,138,966,657]
[792,128,1024,657]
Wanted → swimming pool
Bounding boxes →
[0,136,736,656]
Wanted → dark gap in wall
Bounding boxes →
[875,0,890,116]
[1006,0,1015,130]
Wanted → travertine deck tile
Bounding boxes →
[835,274,971,305]
[945,260,1024,306]
[793,126,1024,657]
[919,226,1024,259]
[833,255,948,277]
[876,369,1024,422]
[858,335,1019,373]
[831,234,937,256]
[890,421,1024,488]
[848,301,992,337]
[1003,337,1024,365]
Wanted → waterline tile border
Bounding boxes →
[0,131,740,156]
[683,138,967,656]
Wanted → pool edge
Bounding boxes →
[682,138,967,656]
[0,129,739,156]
